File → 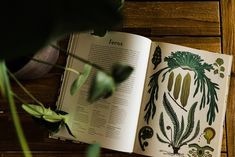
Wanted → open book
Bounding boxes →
[52,31,232,157]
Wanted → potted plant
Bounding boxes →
[0,1,129,157]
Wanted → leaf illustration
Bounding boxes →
[175,116,184,145]
[163,93,180,145]
[220,66,225,72]
[180,120,200,147]
[178,102,198,145]
[216,58,224,66]
[152,45,162,69]
[156,134,170,144]
[214,69,218,74]
[167,72,174,92]
[159,112,170,141]
[180,73,191,107]
[173,74,182,100]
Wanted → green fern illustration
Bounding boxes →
[145,51,219,125]
[157,93,200,154]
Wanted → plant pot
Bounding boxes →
[6,46,59,80]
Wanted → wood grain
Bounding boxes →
[220,0,235,157]
[122,2,220,36]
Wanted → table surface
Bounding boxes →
[0,0,234,157]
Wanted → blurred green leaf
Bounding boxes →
[22,104,46,118]
[70,64,92,95]
[22,104,75,137]
[0,61,32,157]
[112,63,133,83]
[87,144,100,157]
[32,116,62,133]
[0,61,8,96]
[88,71,116,103]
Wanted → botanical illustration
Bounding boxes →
[203,127,216,144]
[156,93,200,155]
[138,126,154,151]
[213,58,225,78]
[188,143,214,157]
[145,49,220,125]
[167,72,191,112]
[151,45,162,69]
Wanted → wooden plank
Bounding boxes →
[0,152,228,157]
[151,37,221,52]
[220,0,235,157]
[122,2,220,36]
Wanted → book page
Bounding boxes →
[53,31,152,152]
[134,42,232,157]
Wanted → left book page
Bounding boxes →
[52,31,152,152]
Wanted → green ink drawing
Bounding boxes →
[157,93,200,154]
[173,73,182,100]
[203,127,216,144]
[180,73,191,108]
[167,71,174,92]
[138,126,154,151]
[145,51,219,125]
[213,58,225,78]
[151,45,162,69]
[188,143,214,157]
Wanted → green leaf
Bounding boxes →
[111,63,133,84]
[22,104,46,118]
[159,112,170,141]
[216,58,224,66]
[87,144,100,157]
[0,61,32,157]
[22,104,63,122]
[88,71,116,103]
[70,64,92,95]
[0,60,8,96]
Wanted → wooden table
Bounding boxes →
[0,0,234,157]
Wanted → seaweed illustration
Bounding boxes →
[157,93,200,154]
[145,51,219,125]
[213,58,225,78]
[203,127,216,144]
[152,45,162,69]
[188,143,214,157]
[138,126,154,151]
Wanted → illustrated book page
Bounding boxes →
[52,31,152,152]
[134,42,232,157]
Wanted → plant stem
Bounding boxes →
[0,61,32,157]
[8,70,44,108]
[30,57,80,75]
[50,44,106,72]
[12,92,28,104]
